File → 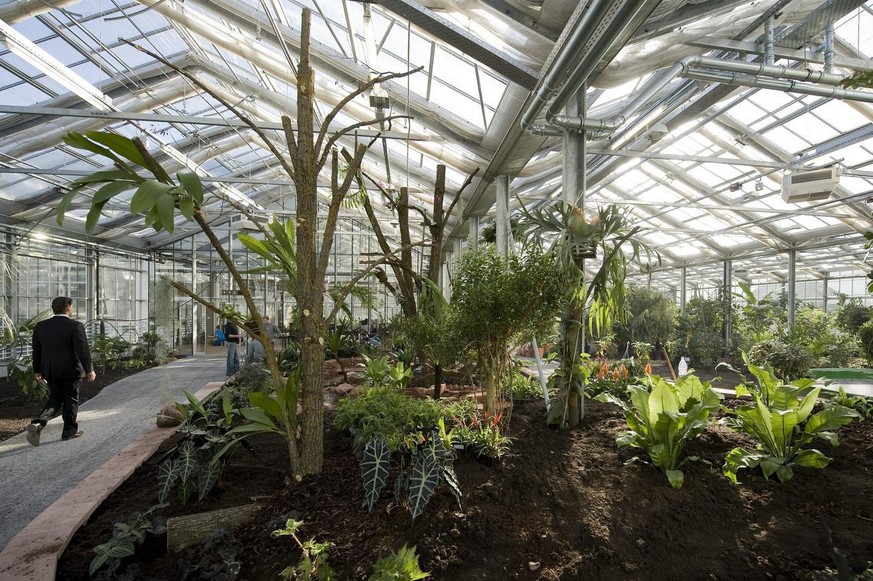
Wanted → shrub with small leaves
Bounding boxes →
[369,545,429,580]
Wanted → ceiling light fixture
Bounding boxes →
[0,18,113,111]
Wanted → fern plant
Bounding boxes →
[370,545,429,580]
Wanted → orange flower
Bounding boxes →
[620,364,628,378]
[612,368,620,381]
[597,361,608,379]
[645,363,652,375]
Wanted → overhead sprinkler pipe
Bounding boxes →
[825,22,835,74]
[519,0,613,132]
[549,54,849,136]
[683,69,873,104]
[544,0,658,123]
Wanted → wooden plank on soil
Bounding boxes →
[166,503,260,552]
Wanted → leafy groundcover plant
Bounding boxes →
[598,373,722,489]
[723,385,860,483]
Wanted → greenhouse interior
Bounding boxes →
[3,0,873,579]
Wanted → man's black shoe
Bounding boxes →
[61,431,84,441]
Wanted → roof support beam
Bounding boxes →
[364,0,538,89]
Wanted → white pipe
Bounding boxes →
[683,68,873,103]
[0,0,79,24]
[764,17,774,65]
[550,54,849,135]
[519,0,613,131]
[825,22,835,74]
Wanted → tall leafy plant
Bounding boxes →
[450,246,565,412]
[516,202,657,427]
[598,373,722,489]
[57,9,419,478]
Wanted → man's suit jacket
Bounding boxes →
[32,315,93,379]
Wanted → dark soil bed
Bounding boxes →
[54,366,873,580]
[0,362,160,442]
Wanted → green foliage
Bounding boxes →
[369,545,429,581]
[92,333,132,371]
[858,319,873,365]
[228,367,301,445]
[59,132,205,235]
[834,294,872,334]
[584,358,637,400]
[515,202,658,337]
[273,520,336,581]
[90,504,167,577]
[279,342,301,373]
[673,294,734,365]
[334,388,445,451]
[748,338,813,382]
[452,247,564,351]
[324,321,355,360]
[8,357,48,401]
[175,529,242,581]
[613,286,677,347]
[598,373,722,489]
[825,386,873,419]
[451,246,565,411]
[723,384,860,483]
[362,433,462,520]
[230,360,274,392]
[501,367,542,400]
[362,354,392,387]
[157,390,245,505]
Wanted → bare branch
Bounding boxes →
[326,239,430,323]
[315,114,410,173]
[444,166,480,225]
[314,66,423,157]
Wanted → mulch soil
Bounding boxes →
[8,364,873,580]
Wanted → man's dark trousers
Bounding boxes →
[35,377,81,438]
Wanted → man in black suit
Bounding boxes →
[26,296,96,446]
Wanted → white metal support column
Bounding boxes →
[788,249,796,327]
[723,259,732,355]
[496,174,511,259]
[563,89,585,206]
[680,266,687,316]
[469,216,480,250]
[822,272,829,311]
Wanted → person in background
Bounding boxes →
[246,335,266,364]
[26,296,96,445]
[224,319,241,375]
[212,324,226,346]
[263,316,281,350]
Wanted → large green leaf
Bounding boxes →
[92,181,134,205]
[628,385,651,428]
[794,448,830,469]
[796,388,821,424]
[675,374,706,407]
[408,446,440,520]
[236,407,279,431]
[176,440,197,486]
[64,131,133,173]
[248,391,284,423]
[177,172,204,204]
[805,404,860,434]
[85,200,108,232]
[770,410,799,457]
[723,447,764,484]
[157,459,179,504]
[86,131,150,169]
[649,379,680,418]
[155,191,176,233]
[666,469,684,490]
[197,461,221,501]
[130,181,173,215]
[361,437,391,511]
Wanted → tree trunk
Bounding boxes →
[294,9,324,476]
[559,270,586,428]
[433,364,443,400]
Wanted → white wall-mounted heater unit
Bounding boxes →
[781,167,840,203]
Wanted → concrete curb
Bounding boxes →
[0,382,224,581]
